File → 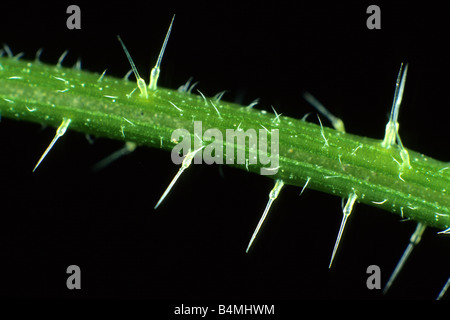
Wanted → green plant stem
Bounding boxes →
[0,56,449,230]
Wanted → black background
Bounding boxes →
[0,0,449,305]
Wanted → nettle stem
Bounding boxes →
[0,56,449,231]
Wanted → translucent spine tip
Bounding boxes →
[383,222,426,294]
[154,146,204,210]
[246,179,284,253]
[329,191,358,268]
[149,14,175,91]
[437,277,450,300]
[33,118,72,172]
[117,35,148,99]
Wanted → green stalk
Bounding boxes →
[0,56,449,230]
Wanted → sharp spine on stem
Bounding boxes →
[97,69,107,82]
[382,63,408,148]
[117,35,148,99]
[383,222,426,294]
[154,146,204,210]
[213,90,227,103]
[92,141,137,172]
[246,98,259,109]
[246,179,284,253]
[149,14,175,91]
[329,190,358,268]
[33,118,72,172]
[381,63,412,171]
[35,48,43,62]
[2,44,13,57]
[436,277,450,300]
[73,58,82,70]
[56,50,68,68]
[299,177,311,196]
[302,91,345,133]
[271,105,282,123]
[317,115,329,147]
